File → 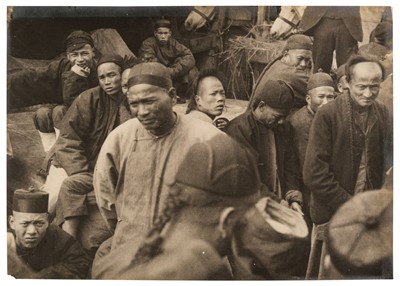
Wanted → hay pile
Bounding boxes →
[219,33,285,99]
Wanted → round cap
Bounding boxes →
[327,190,392,276]
[128,62,172,89]
[12,189,49,213]
[173,134,261,206]
[96,54,124,70]
[154,19,171,30]
[307,72,335,91]
[284,34,313,51]
[65,30,94,53]
[254,80,294,111]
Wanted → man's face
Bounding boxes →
[259,104,289,129]
[196,76,226,117]
[307,86,335,112]
[67,44,95,68]
[283,49,312,71]
[154,28,172,46]
[348,62,382,107]
[97,62,122,96]
[9,212,48,250]
[127,83,176,135]
[121,68,131,96]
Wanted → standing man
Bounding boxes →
[42,54,131,242]
[92,62,222,272]
[7,189,91,279]
[289,72,336,226]
[139,19,198,102]
[303,55,391,279]
[249,34,313,111]
[299,6,362,73]
[225,79,302,212]
[8,30,98,152]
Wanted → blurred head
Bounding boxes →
[154,19,172,46]
[252,80,294,128]
[65,30,95,68]
[9,189,49,250]
[306,72,335,112]
[121,68,131,96]
[281,34,313,71]
[96,54,124,96]
[345,55,384,107]
[127,62,177,135]
[336,64,348,93]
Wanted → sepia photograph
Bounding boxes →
[4,1,395,281]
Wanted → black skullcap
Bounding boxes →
[307,72,335,91]
[154,19,171,30]
[65,30,94,53]
[13,189,49,213]
[128,62,172,89]
[284,34,313,51]
[96,54,124,70]
[254,80,294,111]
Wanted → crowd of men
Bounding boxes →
[7,8,393,280]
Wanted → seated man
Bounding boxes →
[92,62,222,272]
[42,54,132,242]
[185,69,228,130]
[7,189,91,279]
[249,34,313,112]
[139,19,198,102]
[8,30,98,152]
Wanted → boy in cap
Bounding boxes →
[225,80,302,214]
[92,62,222,270]
[139,19,198,102]
[289,72,335,225]
[8,30,98,152]
[335,64,347,94]
[249,34,313,111]
[7,189,91,279]
[303,54,391,279]
[41,54,131,245]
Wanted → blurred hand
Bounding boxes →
[71,64,90,77]
[214,118,229,130]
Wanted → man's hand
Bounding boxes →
[71,64,91,78]
[290,202,304,215]
[213,118,229,130]
[7,233,36,278]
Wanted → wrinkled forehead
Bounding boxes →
[12,211,48,221]
[287,49,312,58]
[127,83,167,97]
[350,62,383,81]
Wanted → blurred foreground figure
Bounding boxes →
[325,189,392,279]
[93,135,308,279]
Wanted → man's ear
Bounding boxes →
[257,101,266,111]
[9,215,15,230]
[168,87,177,106]
[218,207,236,239]
[305,94,311,105]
